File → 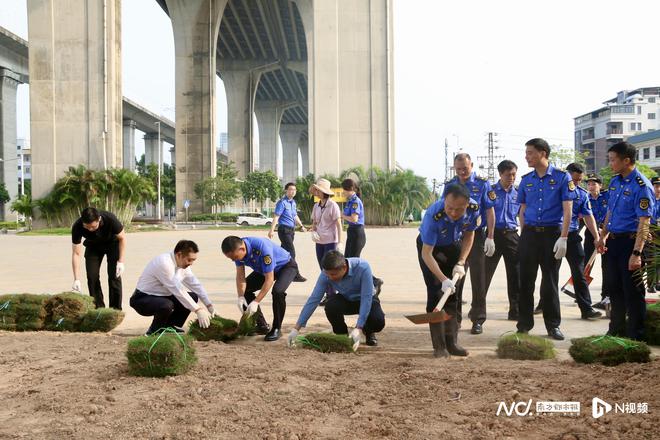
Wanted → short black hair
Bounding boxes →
[443,183,470,201]
[80,207,101,224]
[454,152,472,163]
[174,240,199,255]
[321,250,347,271]
[566,162,584,174]
[284,182,296,190]
[525,138,551,159]
[608,141,637,164]
[221,236,243,254]
[497,160,518,174]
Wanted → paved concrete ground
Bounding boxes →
[1,227,657,358]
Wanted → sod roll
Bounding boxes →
[569,335,651,366]
[0,294,49,331]
[188,316,239,342]
[79,308,125,332]
[126,330,197,377]
[236,313,257,336]
[645,302,660,346]
[0,294,20,330]
[296,332,355,353]
[44,292,95,331]
[496,333,556,361]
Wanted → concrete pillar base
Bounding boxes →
[280,124,306,184]
[0,68,22,220]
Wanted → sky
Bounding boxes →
[2,0,660,181]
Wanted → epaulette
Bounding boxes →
[522,171,533,178]
[476,175,488,181]
[600,188,608,194]
[636,176,646,187]
[433,209,445,221]
[468,203,479,211]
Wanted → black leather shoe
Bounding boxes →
[507,311,519,321]
[470,323,483,335]
[256,324,270,335]
[592,300,607,310]
[581,309,603,320]
[534,305,543,315]
[264,328,281,341]
[365,332,378,346]
[293,274,307,282]
[373,277,384,298]
[547,328,565,341]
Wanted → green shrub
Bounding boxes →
[189,213,238,223]
[44,292,94,331]
[496,333,556,361]
[79,308,125,332]
[126,331,197,377]
[0,294,49,331]
[0,221,25,229]
[645,302,660,346]
[569,335,651,366]
[188,316,239,342]
[296,332,355,353]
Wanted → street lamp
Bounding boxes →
[155,121,162,221]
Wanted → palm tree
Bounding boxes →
[10,195,34,230]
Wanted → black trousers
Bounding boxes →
[324,295,385,335]
[605,236,646,340]
[130,289,198,332]
[277,225,296,260]
[416,235,459,316]
[345,225,366,258]
[561,231,594,314]
[85,243,122,310]
[517,227,561,332]
[459,228,488,325]
[484,228,520,314]
[244,259,298,330]
[584,228,609,300]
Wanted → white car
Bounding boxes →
[236,212,272,226]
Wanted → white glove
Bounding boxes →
[441,278,456,294]
[115,262,125,279]
[484,238,496,257]
[196,308,211,328]
[237,296,248,313]
[72,280,82,293]
[349,328,362,351]
[287,328,299,347]
[206,304,217,316]
[553,237,568,260]
[245,300,260,316]
[451,264,466,280]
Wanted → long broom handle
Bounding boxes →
[435,273,461,312]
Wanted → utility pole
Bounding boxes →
[477,132,504,182]
[444,138,450,182]
[432,178,437,197]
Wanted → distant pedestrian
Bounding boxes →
[269,182,307,282]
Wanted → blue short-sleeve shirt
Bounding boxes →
[570,186,593,232]
[344,194,365,225]
[492,182,519,230]
[589,190,609,226]
[419,198,481,247]
[274,197,297,228]
[606,168,654,233]
[444,172,495,228]
[518,165,577,227]
[234,237,291,274]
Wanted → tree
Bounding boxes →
[240,170,281,209]
[11,195,33,230]
[0,183,9,205]
[598,164,658,188]
[550,147,590,169]
[194,162,241,219]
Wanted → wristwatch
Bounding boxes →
[632,249,643,257]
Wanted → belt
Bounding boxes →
[608,232,636,239]
[348,223,364,228]
[496,228,518,234]
[525,226,560,232]
[278,225,295,230]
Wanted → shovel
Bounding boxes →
[561,250,597,298]
[406,273,461,324]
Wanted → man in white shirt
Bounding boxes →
[130,240,215,335]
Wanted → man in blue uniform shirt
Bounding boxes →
[221,236,299,341]
[561,163,602,320]
[645,176,660,293]
[269,182,307,282]
[417,184,480,357]
[443,153,496,335]
[517,138,576,341]
[484,160,520,321]
[287,251,385,349]
[596,142,653,340]
[585,174,610,308]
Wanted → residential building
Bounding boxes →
[630,130,660,173]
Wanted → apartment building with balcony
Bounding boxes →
[574,87,660,173]
[630,129,660,172]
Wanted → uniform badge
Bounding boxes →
[623,190,631,196]
[568,181,576,191]
[352,203,358,209]
[610,186,616,192]
[640,198,650,210]
[526,183,534,187]
[475,216,482,227]
[488,190,496,201]
[549,179,556,185]
[263,255,272,265]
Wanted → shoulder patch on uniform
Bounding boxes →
[636,176,646,187]
[488,190,497,201]
[352,202,358,209]
[263,255,272,265]
[640,198,650,210]
[433,210,445,221]
[568,181,576,191]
